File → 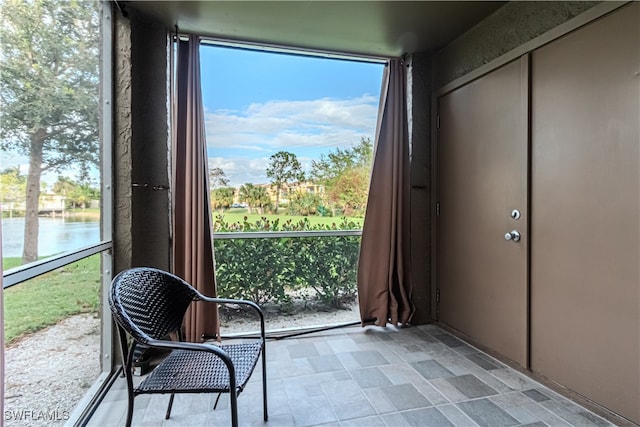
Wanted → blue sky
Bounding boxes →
[200,45,385,187]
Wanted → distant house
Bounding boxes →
[257,181,324,206]
[39,192,65,216]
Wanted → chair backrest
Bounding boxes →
[109,267,198,344]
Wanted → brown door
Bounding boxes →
[437,57,529,367]
[530,3,640,423]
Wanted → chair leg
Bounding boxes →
[262,343,268,421]
[125,396,134,427]
[119,330,136,427]
[230,392,239,427]
[123,365,136,427]
[165,393,175,420]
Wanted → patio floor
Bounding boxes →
[86,324,615,427]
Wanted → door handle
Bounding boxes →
[504,230,521,242]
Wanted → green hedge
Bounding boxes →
[213,215,361,309]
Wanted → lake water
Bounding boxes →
[1,217,100,258]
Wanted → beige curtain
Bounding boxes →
[173,35,219,342]
[357,59,414,326]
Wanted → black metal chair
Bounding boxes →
[109,267,268,427]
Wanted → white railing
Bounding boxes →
[2,241,112,289]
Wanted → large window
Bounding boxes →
[1,0,112,423]
[200,44,384,332]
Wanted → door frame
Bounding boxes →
[434,54,530,367]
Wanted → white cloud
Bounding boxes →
[209,156,271,187]
[204,95,378,152]
[203,95,379,186]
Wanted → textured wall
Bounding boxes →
[113,7,170,273]
[432,1,599,88]
[113,10,133,273]
[129,10,171,270]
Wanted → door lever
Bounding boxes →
[504,230,521,242]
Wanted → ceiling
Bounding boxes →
[125,1,505,59]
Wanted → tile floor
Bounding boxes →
[87,324,615,427]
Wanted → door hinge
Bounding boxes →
[436,288,441,303]
[436,202,440,216]
[436,115,440,129]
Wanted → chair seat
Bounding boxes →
[137,339,264,394]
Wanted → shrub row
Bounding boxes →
[213,215,361,309]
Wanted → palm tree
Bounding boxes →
[212,187,235,211]
[253,186,271,214]
[239,183,256,214]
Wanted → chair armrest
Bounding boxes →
[198,297,266,338]
[147,338,229,357]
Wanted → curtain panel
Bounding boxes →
[172,35,219,342]
[357,59,414,326]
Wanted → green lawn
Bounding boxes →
[2,257,23,271]
[3,254,101,344]
[67,207,100,215]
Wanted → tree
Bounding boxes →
[288,191,322,216]
[327,168,370,216]
[239,183,256,214]
[51,176,76,196]
[69,183,98,209]
[252,186,271,215]
[0,0,100,263]
[239,183,272,214]
[266,151,305,213]
[209,167,229,190]
[310,137,373,215]
[311,137,373,183]
[52,175,99,209]
[212,187,235,211]
[0,167,27,217]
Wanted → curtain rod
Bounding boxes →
[174,33,391,65]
